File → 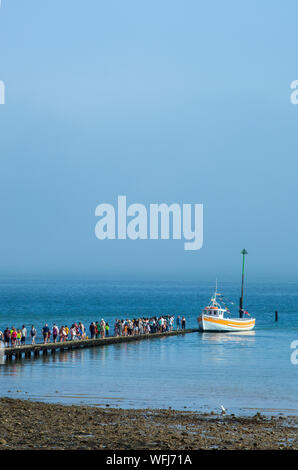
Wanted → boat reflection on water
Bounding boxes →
[200,331,256,343]
[197,331,257,365]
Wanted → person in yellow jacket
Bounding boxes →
[64,325,69,340]
[16,329,22,347]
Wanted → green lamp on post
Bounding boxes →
[239,249,248,318]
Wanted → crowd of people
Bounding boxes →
[0,315,187,347]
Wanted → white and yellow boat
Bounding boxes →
[197,291,255,332]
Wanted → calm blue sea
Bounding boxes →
[0,280,297,416]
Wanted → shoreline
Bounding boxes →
[0,398,296,450]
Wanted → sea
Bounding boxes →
[0,280,297,416]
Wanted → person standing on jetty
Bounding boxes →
[42,324,50,344]
[77,325,83,339]
[176,315,181,330]
[59,326,67,342]
[30,325,36,344]
[100,319,106,338]
[16,329,22,346]
[21,325,27,345]
[52,324,59,343]
[181,316,186,330]
[11,328,17,346]
[70,325,76,340]
[4,328,10,347]
[65,325,69,340]
[79,322,86,339]
[89,322,96,339]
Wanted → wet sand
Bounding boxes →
[0,398,296,450]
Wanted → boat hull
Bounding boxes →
[198,314,255,332]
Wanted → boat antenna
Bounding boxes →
[213,278,218,299]
[239,249,248,318]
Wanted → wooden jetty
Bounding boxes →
[3,328,199,361]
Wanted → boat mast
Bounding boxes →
[239,249,248,318]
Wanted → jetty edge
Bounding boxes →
[3,328,199,360]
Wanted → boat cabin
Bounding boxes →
[203,295,226,318]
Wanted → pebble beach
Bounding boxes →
[0,398,296,450]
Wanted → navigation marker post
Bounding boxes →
[239,249,248,318]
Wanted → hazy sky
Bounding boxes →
[0,1,297,280]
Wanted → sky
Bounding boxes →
[0,0,297,281]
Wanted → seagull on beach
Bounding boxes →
[220,405,226,415]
